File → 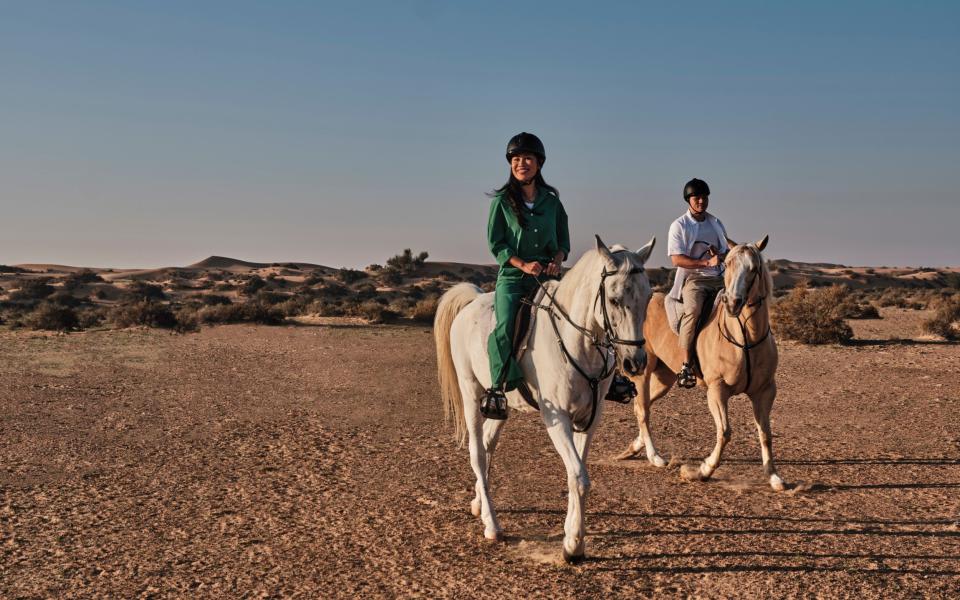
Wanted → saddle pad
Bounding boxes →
[665,290,724,335]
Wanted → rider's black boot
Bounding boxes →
[605,372,637,403]
[480,387,508,420]
[677,362,697,389]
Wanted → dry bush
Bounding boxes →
[26,303,79,331]
[77,307,106,329]
[196,302,284,325]
[922,295,960,340]
[241,275,267,295]
[47,291,83,308]
[63,269,104,289]
[411,297,439,322]
[336,268,367,284]
[772,283,853,344]
[9,279,55,303]
[202,294,232,306]
[173,307,200,333]
[125,281,166,302]
[353,300,396,324]
[111,301,178,329]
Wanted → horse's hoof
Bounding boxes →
[770,474,785,492]
[614,439,642,460]
[650,454,667,468]
[680,463,706,482]
[484,529,503,542]
[470,499,481,517]
[562,548,585,564]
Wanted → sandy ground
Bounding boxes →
[1,308,958,598]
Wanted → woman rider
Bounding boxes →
[482,133,634,419]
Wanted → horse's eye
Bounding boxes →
[610,298,620,307]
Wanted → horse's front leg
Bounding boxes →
[542,404,591,563]
[616,367,672,466]
[462,386,502,541]
[681,383,731,482]
[750,383,785,491]
[471,418,507,517]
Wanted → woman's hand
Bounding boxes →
[545,252,564,276]
[519,260,544,276]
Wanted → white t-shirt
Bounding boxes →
[689,221,723,277]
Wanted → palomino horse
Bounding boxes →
[434,236,655,562]
[616,235,786,491]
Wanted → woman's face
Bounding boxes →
[510,153,539,183]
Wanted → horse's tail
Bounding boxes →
[434,282,482,447]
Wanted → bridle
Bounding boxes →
[718,249,771,392]
[525,255,647,432]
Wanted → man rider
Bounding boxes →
[667,178,730,388]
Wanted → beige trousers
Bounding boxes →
[678,275,725,350]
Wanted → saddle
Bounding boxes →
[664,289,724,373]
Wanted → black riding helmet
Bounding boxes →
[506,132,546,165]
[683,178,710,201]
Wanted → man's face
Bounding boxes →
[687,194,709,215]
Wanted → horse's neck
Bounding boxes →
[547,272,604,359]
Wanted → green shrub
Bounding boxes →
[241,275,267,295]
[385,249,428,274]
[922,296,960,340]
[26,303,79,331]
[772,283,853,344]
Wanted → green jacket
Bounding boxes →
[487,187,571,269]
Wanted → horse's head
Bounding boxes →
[595,235,656,376]
[723,234,771,317]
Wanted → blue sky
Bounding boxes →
[1,1,957,268]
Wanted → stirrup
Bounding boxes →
[605,373,637,403]
[677,363,697,389]
[480,387,508,420]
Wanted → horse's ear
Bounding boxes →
[635,236,656,264]
[754,235,769,252]
[595,234,616,268]
[726,236,738,248]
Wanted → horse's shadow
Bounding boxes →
[498,507,960,575]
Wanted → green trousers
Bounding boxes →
[488,268,539,391]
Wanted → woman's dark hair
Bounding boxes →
[488,171,559,228]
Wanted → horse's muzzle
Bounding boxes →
[622,350,647,376]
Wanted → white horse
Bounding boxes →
[434,236,655,562]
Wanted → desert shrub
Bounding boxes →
[255,290,289,305]
[411,297,439,322]
[214,282,235,292]
[276,298,308,317]
[47,291,83,308]
[63,269,104,289]
[125,281,166,302]
[354,283,378,300]
[303,274,323,286]
[772,283,853,344]
[385,249,429,275]
[438,270,459,281]
[922,296,960,340]
[111,301,178,329]
[265,273,288,288]
[308,299,345,317]
[202,294,232,306]
[379,270,404,286]
[317,281,350,298]
[77,307,106,329]
[173,307,200,333]
[196,301,283,325]
[9,279,55,302]
[823,285,880,320]
[26,303,79,331]
[336,268,368,284]
[93,288,109,300]
[354,300,396,324]
[241,275,267,295]
[366,263,383,272]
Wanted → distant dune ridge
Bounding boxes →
[8,255,958,290]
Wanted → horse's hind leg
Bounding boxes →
[471,418,507,517]
[681,384,731,482]
[462,384,502,540]
[616,363,674,466]
[750,383,785,491]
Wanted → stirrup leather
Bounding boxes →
[480,388,508,420]
[605,373,637,403]
[677,363,697,389]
